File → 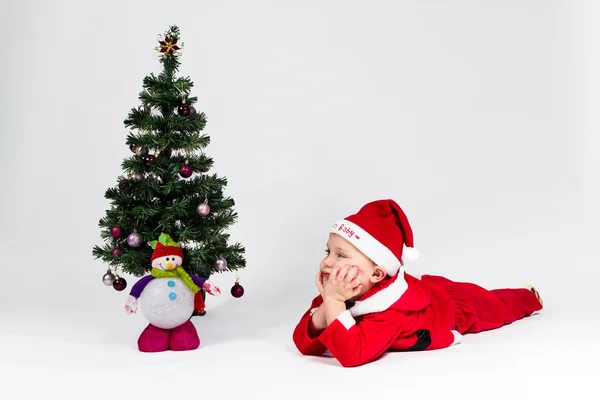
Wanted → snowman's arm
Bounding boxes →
[190,274,207,288]
[191,274,221,296]
[129,275,155,298]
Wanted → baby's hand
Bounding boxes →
[323,265,363,302]
[316,270,326,297]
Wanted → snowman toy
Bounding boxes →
[124,233,221,352]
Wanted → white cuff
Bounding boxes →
[336,310,356,330]
[451,330,463,345]
[309,308,318,316]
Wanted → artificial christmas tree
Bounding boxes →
[93,25,246,317]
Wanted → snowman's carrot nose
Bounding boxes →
[167,263,174,270]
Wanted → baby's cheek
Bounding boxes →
[359,271,371,284]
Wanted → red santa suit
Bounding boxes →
[292,199,543,368]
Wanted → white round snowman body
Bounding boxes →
[139,253,195,329]
[140,278,194,329]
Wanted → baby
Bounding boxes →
[292,199,543,368]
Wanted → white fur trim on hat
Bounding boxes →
[330,219,402,276]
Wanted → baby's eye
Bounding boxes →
[324,249,330,255]
[336,252,346,258]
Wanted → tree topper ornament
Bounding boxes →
[158,35,180,56]
[124,233,221,352]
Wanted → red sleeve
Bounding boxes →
[292,296,328,356]
[317,308,411,368]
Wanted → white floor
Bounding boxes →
[0,294,597,400]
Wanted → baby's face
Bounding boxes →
[319,233,386,298]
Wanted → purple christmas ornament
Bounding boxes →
[196,202,210,216]
[127,232,142,247]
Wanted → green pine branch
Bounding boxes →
[125,131,211,154]
[124,111,207,136]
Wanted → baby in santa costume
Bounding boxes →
[292,199,543,368]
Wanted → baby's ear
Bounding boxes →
[370,266,388,283]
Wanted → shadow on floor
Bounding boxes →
[191,285,311,348]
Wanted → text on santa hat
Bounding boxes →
[332,223,358,240]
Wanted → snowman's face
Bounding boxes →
[152,255,183,271]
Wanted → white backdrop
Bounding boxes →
[1,0,599,398]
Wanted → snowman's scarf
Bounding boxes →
[151,267,200,294]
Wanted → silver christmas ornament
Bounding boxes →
[135,270,146,277]
[102,269,116,286]
[132,172,145,181]
[127,232,142,247]
[136,146,149,157]
[196,202,210,216]
[213,257,228,272]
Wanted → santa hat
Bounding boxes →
[329,199,420,276]
[149,232,183,263]
[150,240,184,262]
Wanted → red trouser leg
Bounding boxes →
[450,282,543,334]
[422,275,543,335]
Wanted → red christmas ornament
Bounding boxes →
[231,280,244,298]
[119,179,129,192]
[113,277,127,291]
[179,163,193,178]
[143,154,156,167]
[110,225,122,239]
[178,103,191,116]
[111,247,121,258]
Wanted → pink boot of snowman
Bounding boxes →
[169,320,200,351]
[138,323,170,352]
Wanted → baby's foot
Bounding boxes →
[524,285,543,308]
